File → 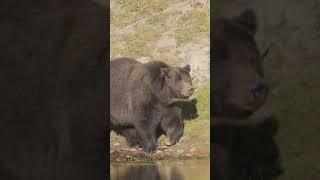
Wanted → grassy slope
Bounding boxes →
[111,0,209,64]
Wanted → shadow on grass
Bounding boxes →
[180,98,199,121]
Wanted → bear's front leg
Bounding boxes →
[122,129,141,148]
[134,120,157,153]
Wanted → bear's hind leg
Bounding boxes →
[134,121,157,153]
[122,129,141,148]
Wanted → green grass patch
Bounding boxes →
[111,0,172,28]
[152,47,182,66]
[110,33,123,58]
[147,12,171,25]
[175,8,210,46]
[121,25,161,58]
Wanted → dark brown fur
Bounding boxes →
[110,57,193,152]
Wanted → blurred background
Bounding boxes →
[214,0,320,179]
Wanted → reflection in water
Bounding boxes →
[111,159,210,180]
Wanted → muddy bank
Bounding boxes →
[110,140,209,163]
[110,148,209,163]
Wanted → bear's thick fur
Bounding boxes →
[110,57,194,152]
[212,10,268,120]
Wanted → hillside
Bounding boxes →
[110,0,210,162]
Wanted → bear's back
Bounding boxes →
[110,58,167,124]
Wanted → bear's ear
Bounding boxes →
[233,9,257,35]
[160,68,169,78]
[183,65,191,72]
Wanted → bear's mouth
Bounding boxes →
[180,94,192,99]
[179,91,194,99]
[167,97,191,105]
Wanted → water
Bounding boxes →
[110,159,210,180]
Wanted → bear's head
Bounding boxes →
[160,64,194,100]
[212,10,269,118]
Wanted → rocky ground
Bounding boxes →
[110,141,209,163]
[110,0,210,162]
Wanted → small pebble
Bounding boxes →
[156,150,162,154]
[186,153,192,157]
[177,150,184,154]
[190,148,196,152]
[159,145,168,149]
[113,143,120,146]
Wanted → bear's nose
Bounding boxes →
[188,87,194,95]
[250,83,268,99]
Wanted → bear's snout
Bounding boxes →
[184,87,194,97]
[180,84,194,98]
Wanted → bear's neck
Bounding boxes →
[152,77,173,106]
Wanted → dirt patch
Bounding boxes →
[177,38,210,86]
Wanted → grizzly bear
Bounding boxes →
[110,57,194,152]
